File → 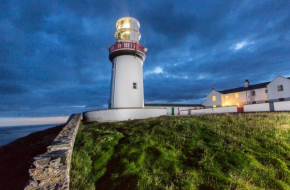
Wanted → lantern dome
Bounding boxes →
[114,17,141,42]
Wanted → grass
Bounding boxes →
[70,113,290,190]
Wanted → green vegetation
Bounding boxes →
[70,113,290,189]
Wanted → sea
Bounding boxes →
[0,124,62,146]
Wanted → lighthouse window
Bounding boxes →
[133,82,137,89]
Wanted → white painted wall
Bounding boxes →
[246,88,268,104]
[267,77,290,102]
[83,108,167,122]
[180,106,237,115]
[273,101,290,111]
[202,90,222,108]
[244,103,270,112]
[110,55,144,108]
[145,106,203,116]
[221,91,247,107]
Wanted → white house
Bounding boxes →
[267,76,290,102]
[202,89,222,108]
[203,76,290,108]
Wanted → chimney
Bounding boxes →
[244,79,249,88]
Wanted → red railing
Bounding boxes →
[109,42,146,55]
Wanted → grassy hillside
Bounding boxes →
[70,113,290,190]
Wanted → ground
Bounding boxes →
[0,124,64,190]
[70,113,290,190]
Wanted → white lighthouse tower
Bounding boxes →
[83,17,166,122]
[108,17,146,108]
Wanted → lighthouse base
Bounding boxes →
[83,108,167,123]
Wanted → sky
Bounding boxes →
[0,0,290,125]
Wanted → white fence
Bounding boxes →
[243,101,290,112]
[244,103,270,112]
[180,106,238,115]
[273,101,290,111]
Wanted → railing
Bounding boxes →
[109,42,146,55]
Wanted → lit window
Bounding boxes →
[278,85,283,91]
[213,105,217,108]
[212,96,216,101]
[235,93,239,98]
[251,91,255,96]
[225,95,228,99]
[133,82,137,89]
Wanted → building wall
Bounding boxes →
[246,88,268,104]
[267,77,290,102]
[110,55,144,108]
[83,108,167,122]
[221,91,247,107]
[202,90,222,108]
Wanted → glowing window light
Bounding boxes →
[235,93,239,98]
[212,96,216,101]
[225,95,228,99]
[213,105,217,108]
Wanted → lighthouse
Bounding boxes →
[83,17,166,122]
[108,17,146,108]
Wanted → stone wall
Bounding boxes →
[24,114,81,190]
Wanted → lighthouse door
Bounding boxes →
[171,107,174,115]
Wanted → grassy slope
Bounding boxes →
[0,124,64,190]
[70,113,290,190]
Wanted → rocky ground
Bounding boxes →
[0,124,64,190]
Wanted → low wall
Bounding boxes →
[180,106,237,115]
[25,114,81,190]
[273,101,290,111]
[244,103,270,112]
[83,108,167,122]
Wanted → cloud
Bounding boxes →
[0,0,290,118]
[231,40,255,50]
[144,67,163,76]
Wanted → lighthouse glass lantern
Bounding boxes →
[108,17,146,109]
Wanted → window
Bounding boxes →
[235,93,239,98]
[265,89,268,93]
[251,91,255,96]
[278,85,283,91]
[225,95,228,99]
[213,105,217,108]
[212,96,216,101]
[252,101,256,104]
[133,82,137,89]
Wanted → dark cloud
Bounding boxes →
[0,0,290,117]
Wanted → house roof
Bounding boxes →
[218,82,270,94]
[145,103,204,107]
[217,76,290,94]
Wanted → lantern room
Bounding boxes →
[114,17,141,42]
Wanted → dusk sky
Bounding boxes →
[1,0,290,124]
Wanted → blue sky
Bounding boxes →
[0,0,290,122]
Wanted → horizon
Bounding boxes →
[1,1,290,120]
[0,117,68,127]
